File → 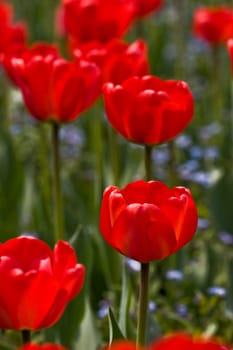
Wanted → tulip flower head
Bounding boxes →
[3,42,60,86]
[0,1,27,61]
[103,333,230,350]
[100,180,198,263]
[59,0,136,44]
[0,236,85,330]
[193,6,233,45]
[103,75,194,145]
[73,39,150,84]
[102,341,139,349]
[148,333,231,350]
[10,46,101,122]
[19,344,67,350]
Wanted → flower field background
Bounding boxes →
[0,0,233,349]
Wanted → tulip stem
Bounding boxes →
[51,122,64,241]
[144,145,153,181]
[211,45,222,123]
[110,128,120,185]
[21,329,31,345]
[173,0,185,78]
[136,145,153,347]
[136,262,150,347]
[231,79,233,168]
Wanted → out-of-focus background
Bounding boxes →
[1,0,233,349]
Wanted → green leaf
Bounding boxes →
[108,307,125,345]
[208,173,233,233]
[119,261,131,337]
[75,299,100,350]
[226,259,233,312]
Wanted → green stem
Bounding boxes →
[38,124,51,228]
[144,145,153,181]
[136,262,150,347]
[51,122,64,241]
[167,140,178,187]
[173,0,185,79]
[136,145,153,347]
[110,128,120,185]
[229,79,233,175]
[211,45,222,123]
[21,329,31,345]
[0,73,10,131]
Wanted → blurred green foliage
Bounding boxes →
[1,0,233,349]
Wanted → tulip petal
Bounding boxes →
[53,59,101,122]
[111,203,176,262]
[122,180,171,206]
[0,236,53,272]
[160,187,198,251]
[16,57,54,120]
[18,271,67,329]
[103,83,134,139]
[159,81,194,142]
[100,186,116,240]
[53,240,85,300]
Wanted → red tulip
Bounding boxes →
[19,344,67,350]
[103,75,194,145]
[10,46,101,122]
[0,22,27,56]
[3,42,59,85]
[100,180,198,263]
[59,0,135,44]
[102,334,230,350]
[101,341,139,349]
[193,6,233,45]
[73,39,150,84]
[0,236,85,330]
[0,1,27,61]
[148,333,230,350]
[0,1,13,25]
[134,0,164,18]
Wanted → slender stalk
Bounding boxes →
[167,140,178,187]
[229,79,233,175]
[211,45,222,123]
[21,330,31,345]
[51,122,64,241]
[144,145,153,181]
[136,145,153,347]
[38,124,51,228]
[0,73,10,131]
[110,128,120,185]
[173,0,185,79]
[136,262,150,347]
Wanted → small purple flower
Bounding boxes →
[198,218,210,230]
[175,304,188,317]
[204,146,219,161]
[175,134,192,149]
[189,145,203,159]
[177,160,199,178]
[199,122,222,141]
[165,269,184,282]
[125,258,141,273]
[218,231,233,246]
[181,171,213,188]
[149,301,157,313]
[97,300,110,319]
[152,146,170,165]
[207,286,226,298]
